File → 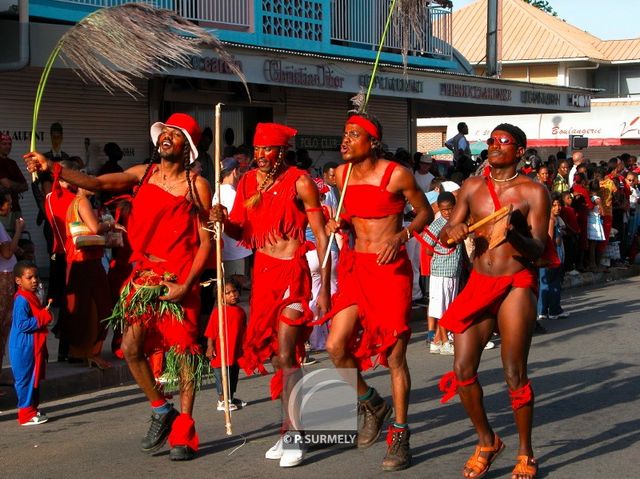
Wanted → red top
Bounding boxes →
[230,167,308,249]
[128,167,200,281]
[342,162,405,219]
[560,205,580,234]
[205,304,246,367]
[45,170,76,255]
[65,197,104,263]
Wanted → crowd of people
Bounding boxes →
[0,111,638,479]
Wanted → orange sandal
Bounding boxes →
[463,433,505,478]
[512,455,538,479]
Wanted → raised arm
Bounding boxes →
[24,151,143,192]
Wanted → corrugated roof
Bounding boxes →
[453,0,640,64]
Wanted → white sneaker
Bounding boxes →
[484,341,496,350]
[567,269,580,276]
[537,314,548,320]
[231,397,247,409]
[21,412,48,426]
[279,432,305,467]
[429,341,442,354]
[265,436,284,460]
[440,341,455,355]
[216,400,238,412]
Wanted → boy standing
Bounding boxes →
[10,260,53,425]
[423,192,464,356]
[205,279,247,412]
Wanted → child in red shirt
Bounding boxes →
[205,280,247,411]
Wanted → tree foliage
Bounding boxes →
[523,0,558,17]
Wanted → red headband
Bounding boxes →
[346,115,381,141]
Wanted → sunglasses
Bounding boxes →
[486,137,518,146]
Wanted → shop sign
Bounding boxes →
[263,60,345,89]
[439,83,512,101]
[567,93,591,108]
[359,74,423,93]
[296,135,342,151]
[189,55,244,75]
[521,91,560,105]
[1,130,44,142]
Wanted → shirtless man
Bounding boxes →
[322,113,432,471]
[439,123,549,479]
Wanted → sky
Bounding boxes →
[452,0,640,40]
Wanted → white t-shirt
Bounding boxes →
[414,171,434,192]
[0,223,17,273]
[212,184,252,261]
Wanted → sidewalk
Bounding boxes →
[1,264,638,410]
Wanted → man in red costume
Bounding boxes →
[439,123,548,479]
[322,113,432,471]
[211,122,330,468]
[24,113,211,461]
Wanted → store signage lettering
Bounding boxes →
[439,83,512,102]
[296,135,341,151]
[359,74,423,93]
[551,126,601,135]
[568,94,591,108]
[264,60,344,89]
[189,55,243,74]
[1,130,43,142]
[520,91,560,105]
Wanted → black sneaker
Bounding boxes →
[533,321,547,335]
[170,445,195,461]
[140,407,179,452]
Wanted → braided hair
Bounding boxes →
[244,147,286,209]
[183,143,203,215]
[132,143,159,198]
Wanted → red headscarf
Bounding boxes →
[253,123,297,147]
[346,115,381,141]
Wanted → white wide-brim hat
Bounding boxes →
[150,113,201,164]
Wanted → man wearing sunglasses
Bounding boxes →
[438,123,549,479]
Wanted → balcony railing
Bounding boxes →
[47,0,454,67]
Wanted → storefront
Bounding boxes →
[418,99,640,162]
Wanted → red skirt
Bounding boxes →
[238,248,313,380]
[439,268,538,334]
[319,248,412,371]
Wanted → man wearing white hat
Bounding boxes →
[414,153,435,192]
[24,113,212,461]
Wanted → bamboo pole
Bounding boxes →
[214,103,232,435]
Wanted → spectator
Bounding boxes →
[445,122,471,168]
[571,172,594,270]
[99,142,125,175]
[559,192,580,275]
[205,279,247,412]
[322,161,339,212]
[553,159,571,194]
[587,179,606,270]
[63,187,114,369]
[625,171,639,258]
[0,133,28,234]
[535,164,551,190]
[422,191,464,356]
[9,260,53,425]
[568,150,585,188]
[538,193,569,320]
[414,154,435,192]
[0,190,26,377]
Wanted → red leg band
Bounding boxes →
[168,413,199,451]
[509,380,533,410]
[439,371,478,403]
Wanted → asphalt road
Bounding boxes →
[1,276,639,479]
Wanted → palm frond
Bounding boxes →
[57,3,248,97]
[349,88,367,115]
[392,0,432,71]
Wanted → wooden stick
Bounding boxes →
[213,103,232,436]
[446,205,512,244]
[322,161,353,268]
